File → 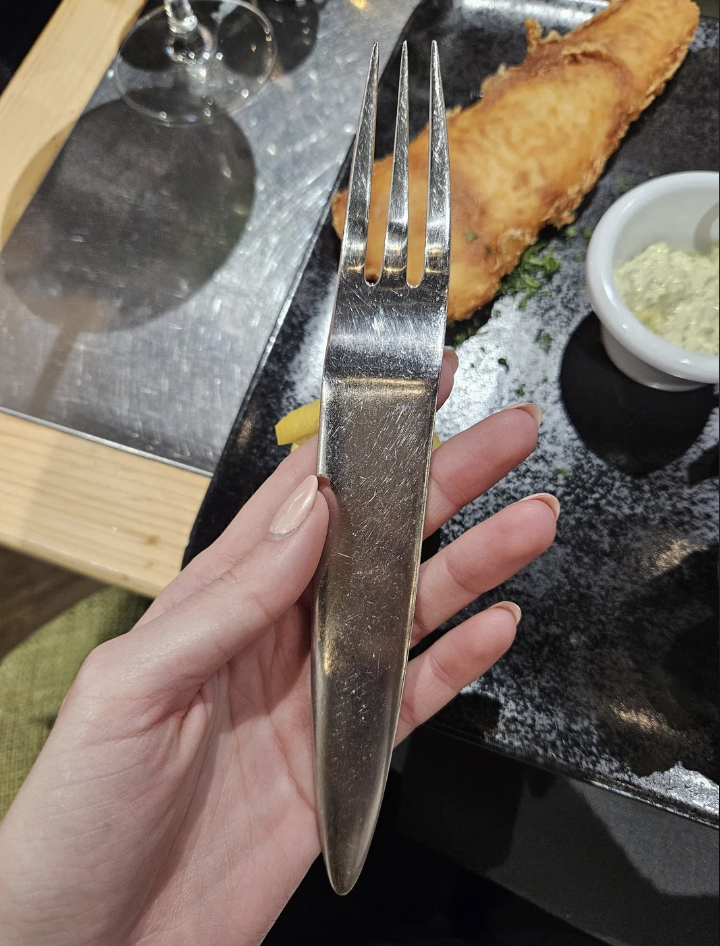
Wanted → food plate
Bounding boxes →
[185,0,719,825]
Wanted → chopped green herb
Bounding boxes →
[515,385,526,398]
[617,174,634,194]
[454,332,468,347]
[581,225,594,244]
[648,170,656,178]
[535,329,553,354]
[486,245,493,255]
[498,357,509,371]
[464,231,479,242]
[497,240,562,309]
[562,225,577,243]
[556,467,569,477]
[536,249,561,276]
[572,253,584,262]
[542,376,549,383]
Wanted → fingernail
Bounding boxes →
[269,475,318,537]
[488,601,522,625]
[499,402,542,427]
[517,492,561,521]
[443,347,459,374]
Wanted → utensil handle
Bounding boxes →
[312,374,439,895]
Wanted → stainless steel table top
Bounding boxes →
[0,0,420,473]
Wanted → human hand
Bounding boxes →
[0,353,558,946]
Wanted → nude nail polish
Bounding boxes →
[269,475,319,537]
[517,492,561,520]
[488,601,523,625]
[499,401,543,427]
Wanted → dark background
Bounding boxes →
[0,1,63,93]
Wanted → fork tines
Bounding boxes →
[339,40,451,290]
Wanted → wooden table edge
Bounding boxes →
[0,411,209,598]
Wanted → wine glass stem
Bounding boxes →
[163,0,209,62]
[164,0,198,33]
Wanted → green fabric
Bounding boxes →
[0,587,149,821]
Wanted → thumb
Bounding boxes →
[97,476,328,709]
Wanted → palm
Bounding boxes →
[129,606,319,946]
[225,604,318,857]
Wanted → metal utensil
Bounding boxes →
[313,39,451,895]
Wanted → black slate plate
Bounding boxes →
[185,0,720,826]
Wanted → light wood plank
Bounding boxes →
[0,412,208,597]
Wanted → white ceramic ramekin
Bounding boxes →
[586,172,719,391]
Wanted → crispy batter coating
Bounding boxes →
[331,0,699,321]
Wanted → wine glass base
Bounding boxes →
[115,1,277,125]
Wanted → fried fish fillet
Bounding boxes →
[331,0,699,321]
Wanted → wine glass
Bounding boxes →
[115,1,277,125]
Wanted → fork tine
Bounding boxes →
[424,41,451,282]
[339,44,380,280]
[382,42,410,283]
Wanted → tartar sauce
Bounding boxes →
[615,241,719,355]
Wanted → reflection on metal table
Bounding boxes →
[0,0,421,473]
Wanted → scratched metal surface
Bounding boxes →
[0,0,420,473]
[186,0,719,825]
[313,44,451,892]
